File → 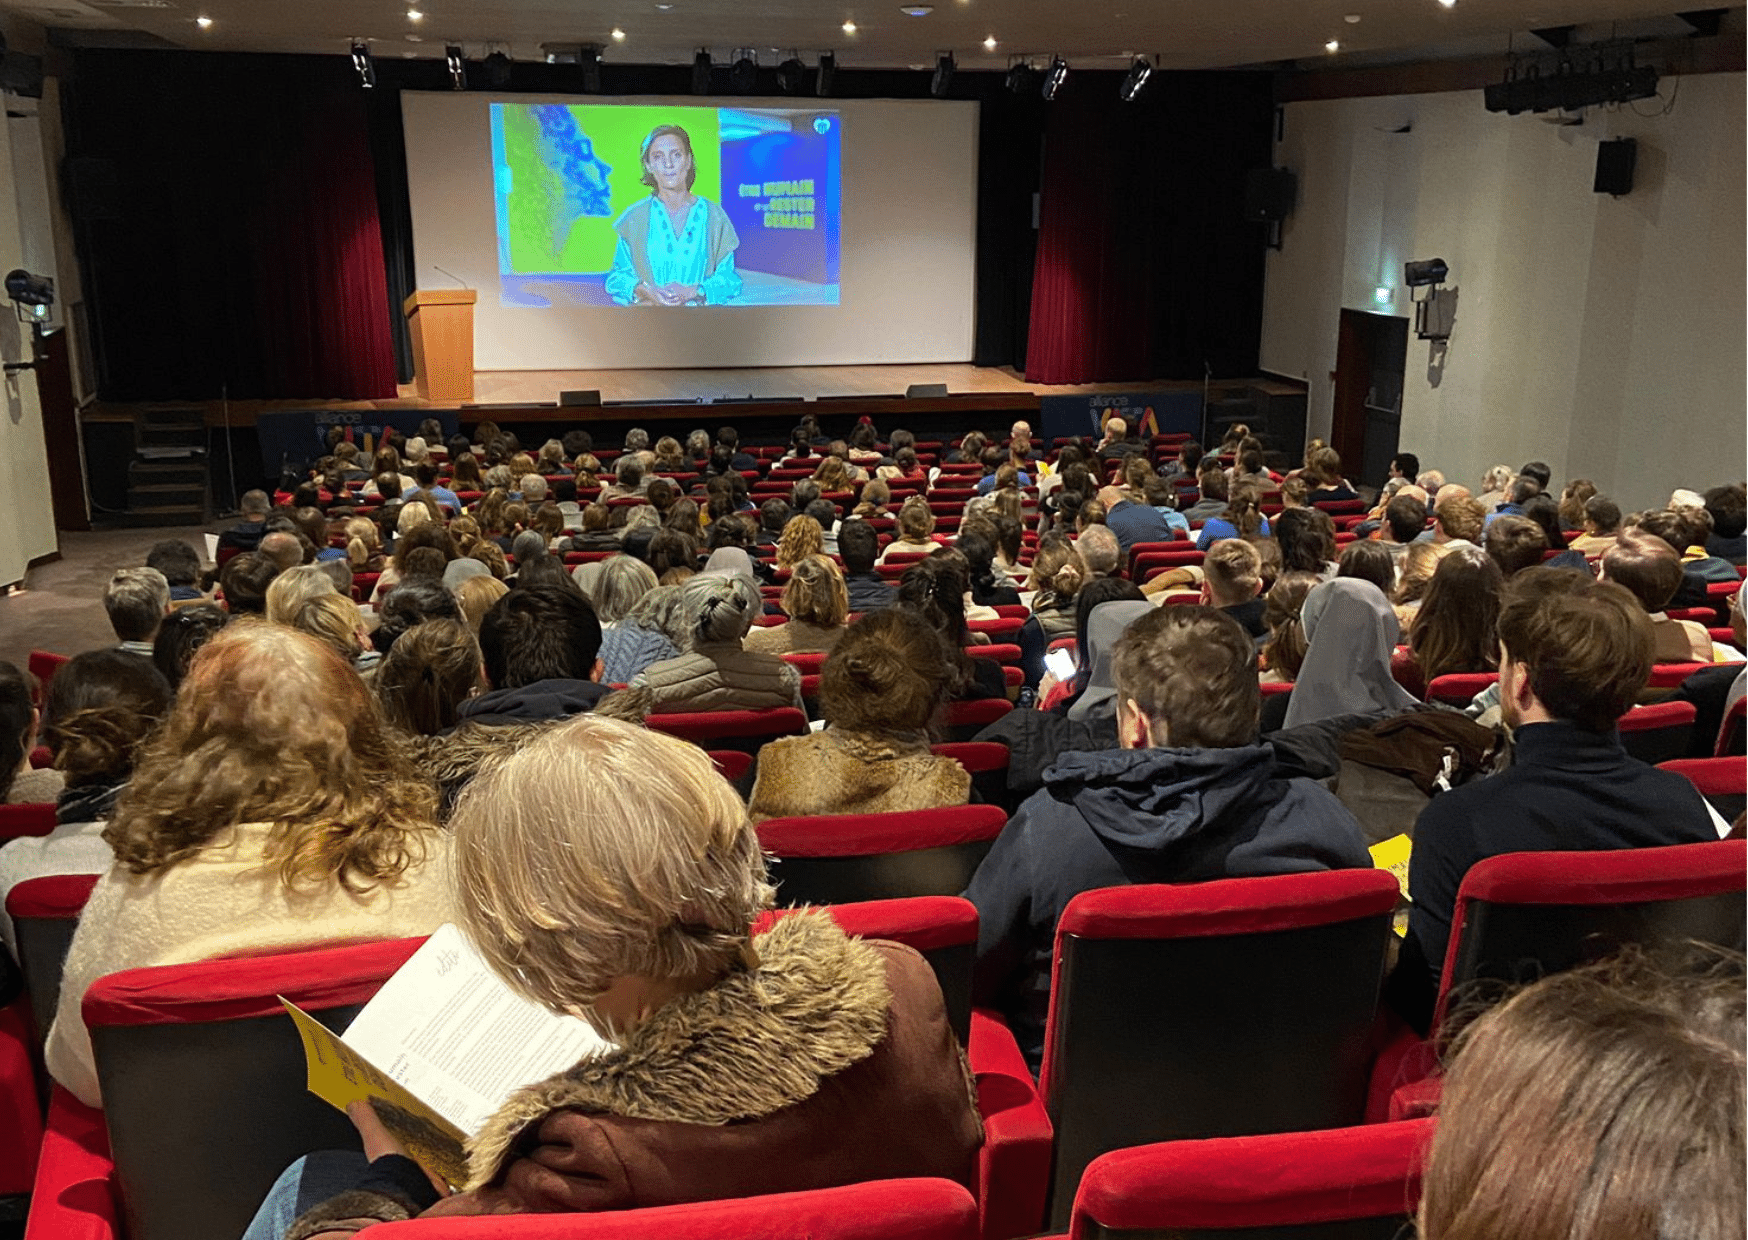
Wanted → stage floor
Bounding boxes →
[445,364,1219,407]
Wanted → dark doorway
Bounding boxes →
[1331,309,1408,490]
[35,328,90,532]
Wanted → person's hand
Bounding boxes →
[671,283,701,304]
[632,281,663,305]
[347,1100,451,1198]
[1037,671,1059,707]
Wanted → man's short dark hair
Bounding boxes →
[1198,468,1229,503]
[791,479,821,509]
[1486,515,1549,578]
[1519,461,1552,490]
[1585,495,1622,534]
[838,519,878,573]
[1508,476,1541,506]
[1112,607,1260,747]
[561,430,592,458]
[1602,532,1684,613]
[219,553,279,615]
[1498,570,1651,733]
[1385,495,1428,544]
[716,426,740,449]
[1704,485,1746,540]
[805,498,837,528]
[1392,452,1420,480]
[760,498,793,534]
[478,586,603,689]
[414,461,438,488]
[145,540,202,588]
[1636,509,1700,553]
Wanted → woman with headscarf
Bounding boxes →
[1280,578,1418,730]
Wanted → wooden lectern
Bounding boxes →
[403,289,477,402]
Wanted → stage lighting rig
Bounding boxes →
[816,51,836,97]
[3,269,53,373]
[350,40,376,89]
[1042,56,1068,101]
[1120,56,1152,102]
[730,49,758,93]
[445,44,466,89]
[776,52,807,94]
[931,51,956,97]
[692,49,713,94]
[1403,258,1448,288]
[481,47,512,89]
[580,44,603,92]
[1004,57,1039,94]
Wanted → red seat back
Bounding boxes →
[1437,840,1747,1030]
[1040,871,1401,1228]
[1659,756,1746,820]
[1424,671,1498,706]
[1068,1119,1434,1240]
[6,873,99,1043]
[1616,699,1697,765]
[942,697,1013,742]
[0,801,57,842]
[645,707,809,754]
[759,805,1007,910]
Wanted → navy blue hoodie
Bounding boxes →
[452,678,611,727]
[966,744,1370,1068]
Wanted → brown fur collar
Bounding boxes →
[401,720,559,816]
[464,909,891,1190]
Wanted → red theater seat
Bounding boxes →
[758,805,1008,908]
[1616,699,1697,765]
[1424,672,1497,706]
[7,873,99,1044]
[645,707,809,755]
[1660,756,1746,819]
[1064,1119,1433,1240]
[0,801,56,842]
[1039,871,1401,1228]
[27,650,68,697]
[942,698,1012,742]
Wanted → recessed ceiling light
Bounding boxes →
[900,4,933,14]
[1438,0,1457,6]
[1344,13,1361,22]
[842,19,858,33]
[982,34,997,50]
[655,2,672,7]
[405,33,423,42]
[406,8,423,20]
[1324,38,1340,52]
[194,13,213,27]
[611,26,626,39]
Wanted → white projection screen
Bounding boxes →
[401,92,980,371]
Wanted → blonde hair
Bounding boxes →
[897,495,936,544]
[451,714,774,1012]
[265,565,339,626]
[397,501,434,535]
[291,593,366,661]
[454,574,508,633]
[344,518,381,570]
[776,514,824,569]
[780,555,849,627]
[1026,534,1086,598]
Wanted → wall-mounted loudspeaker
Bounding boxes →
[905,383,949,399]
[559,390,602,406]
[1242,167,1297,222]
[1594,138,1636,196]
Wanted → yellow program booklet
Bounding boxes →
[1369,833,1413,939]
[283,922,612,1188]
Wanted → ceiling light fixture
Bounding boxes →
[194,14,213,28]
[816,50,836,96]
[900,4,934,14]
[1324,38,1340,52]
[691,48,712,93]
[982,34,997,51]
[931,50,955,96]
[445,43,466,89]
[1119,55,1152,101]
[841,20,858,35]
[351,40,377,88]
[1042,56,1068,100]
[1345,13,1361,22]
[776,52,807,93]
[1438,0,1456,7]
[406,8,423,21]
[611,27,626,41]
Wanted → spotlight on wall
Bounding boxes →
[931,50,956,97]
[1042,56,1068,101]
[692,48,713,94]
[1403,258,1448,287]
[730,48,758,93]
[481,47,512,89]
[445,44,467,89]
[350,40,377,89]
[816,51,836,97]
[776,52,807,94]
[4,269,54,323]
[1119,55,1152,102]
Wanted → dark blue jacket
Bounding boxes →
[966,744,1371,1067]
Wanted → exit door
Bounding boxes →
[1331,309,1408,490]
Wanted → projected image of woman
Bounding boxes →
[605,125,742,307]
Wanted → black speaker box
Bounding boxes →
[1243,167,1296,222]
[1594,138,1636,196]
[559,390,602,406]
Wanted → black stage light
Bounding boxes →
[350,40,376,89]
[445,44,467,90]
[931,51,955,97]
[4,269,54,324]
[1005,60,1035,93]
[730,49,758,93]
[1042,56,1068,101]
[816,51,836,97]
[692,49,712,94]
[481,49,512,89]
[1404,258,1449,288]
[777,54,807,94]
[1119,56,1152,102]
[579,44,602,92]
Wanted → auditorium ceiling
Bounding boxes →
[0,0,1740,72]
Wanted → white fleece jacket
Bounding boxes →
[45,821,453,1107]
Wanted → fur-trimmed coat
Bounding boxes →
[287,911,982,1235]
[747,729,971,823]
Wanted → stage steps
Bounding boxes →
[114,408,210,527]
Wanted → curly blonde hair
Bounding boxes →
[104,622,438,891]
[776,514,824,569]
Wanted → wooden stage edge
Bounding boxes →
[83,365,1306,429]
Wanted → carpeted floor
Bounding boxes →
[0,525,213,674]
